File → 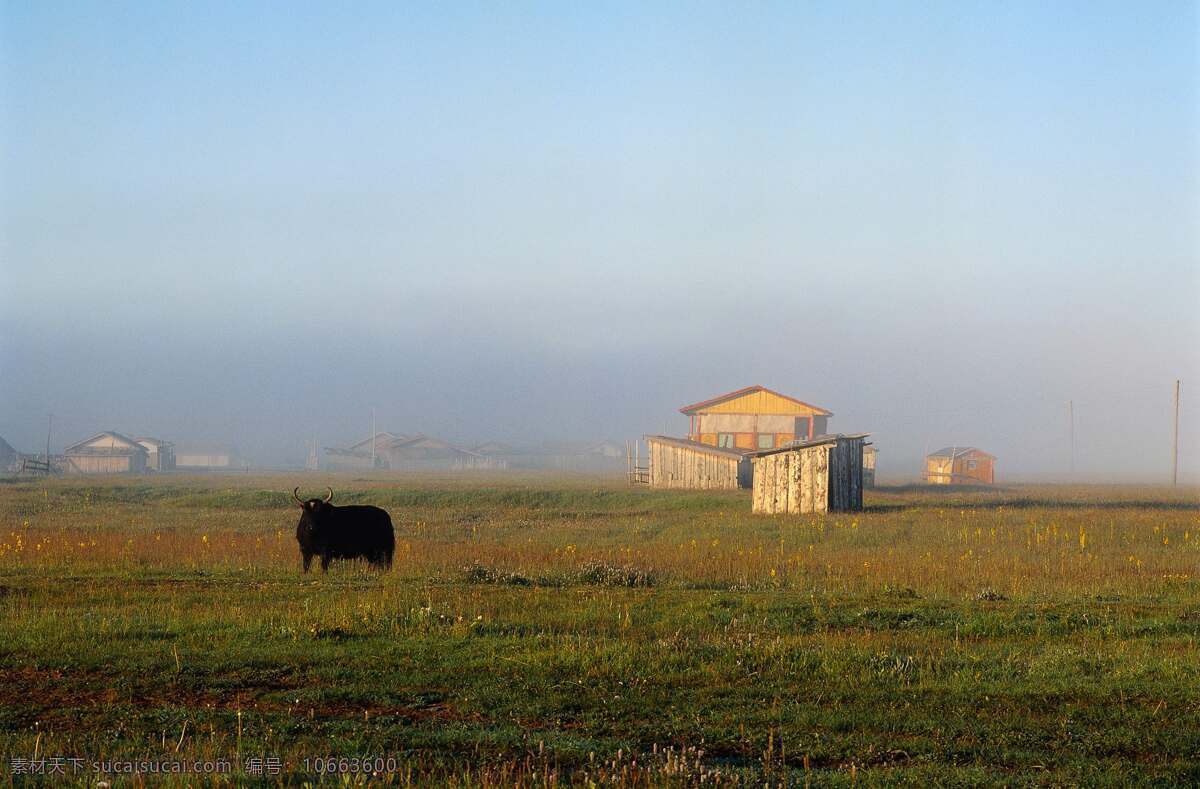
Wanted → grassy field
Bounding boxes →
[0,474,1197,786]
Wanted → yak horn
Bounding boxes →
[292,486,305,508]
[323,487,333,503]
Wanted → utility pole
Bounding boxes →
[1068,399,1075,477]
[1173,380,1181,486]
[45,414,53,465]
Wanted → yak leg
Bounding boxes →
[320,553,332,572]
[302,552,313,573]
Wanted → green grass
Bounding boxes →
[0,473,1198,785]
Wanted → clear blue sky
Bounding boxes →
[2,1,1197,476]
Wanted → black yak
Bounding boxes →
[292,487,395,572]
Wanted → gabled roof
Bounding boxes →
[473,441,517,454]
[384,434,484,458]
[64,431,147,455]
[347,432,406,452]
[324,446,371,458]
[927,447,995,460]
[679,385,832,416]
[644,435,749,459]
[136,437,174,449]
[586,441,624,456]
[749,433,871,458]
[384,434,440,449]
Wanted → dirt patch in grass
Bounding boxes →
[0,666,487,728]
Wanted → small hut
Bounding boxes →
[925,447,995,485]
[136,437,175,471]
[750,434,869,514]
[863,445,878,488]
[63,431,148,474]
[645,435,751,490]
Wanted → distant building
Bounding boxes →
[472,441,515,456]
[470,441,515,468]
[136,437,175,471]
[176,447,239,470]
[638,386,839,490]
[863,445,878,488]
[323,432,404,470]
[0,435,17,473]
[63,431,148,474]
[925,447,995,485]
[539,441,628,473]
[325,433,488,471]
[586,441,625,460]
[383,435,487,470]
[681,386,833,451]
[470,441,626,473]
[750,434,869,514]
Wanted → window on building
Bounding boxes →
[967,460,978,470]
[717,434,734,448]
[757,433,775,449]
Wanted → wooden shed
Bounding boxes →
[63,431,148,474]
[645,435,751,490]
[176,447,239,470]
[863,445,878,488]
[680,385,833,451]
[749,434,869,514]
[136,437,175,471]
[925,447,995,485]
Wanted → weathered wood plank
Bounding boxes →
[786,451,800,514]
[772,455,782,513]
[816,446,828,513]
[751,457,765,513]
